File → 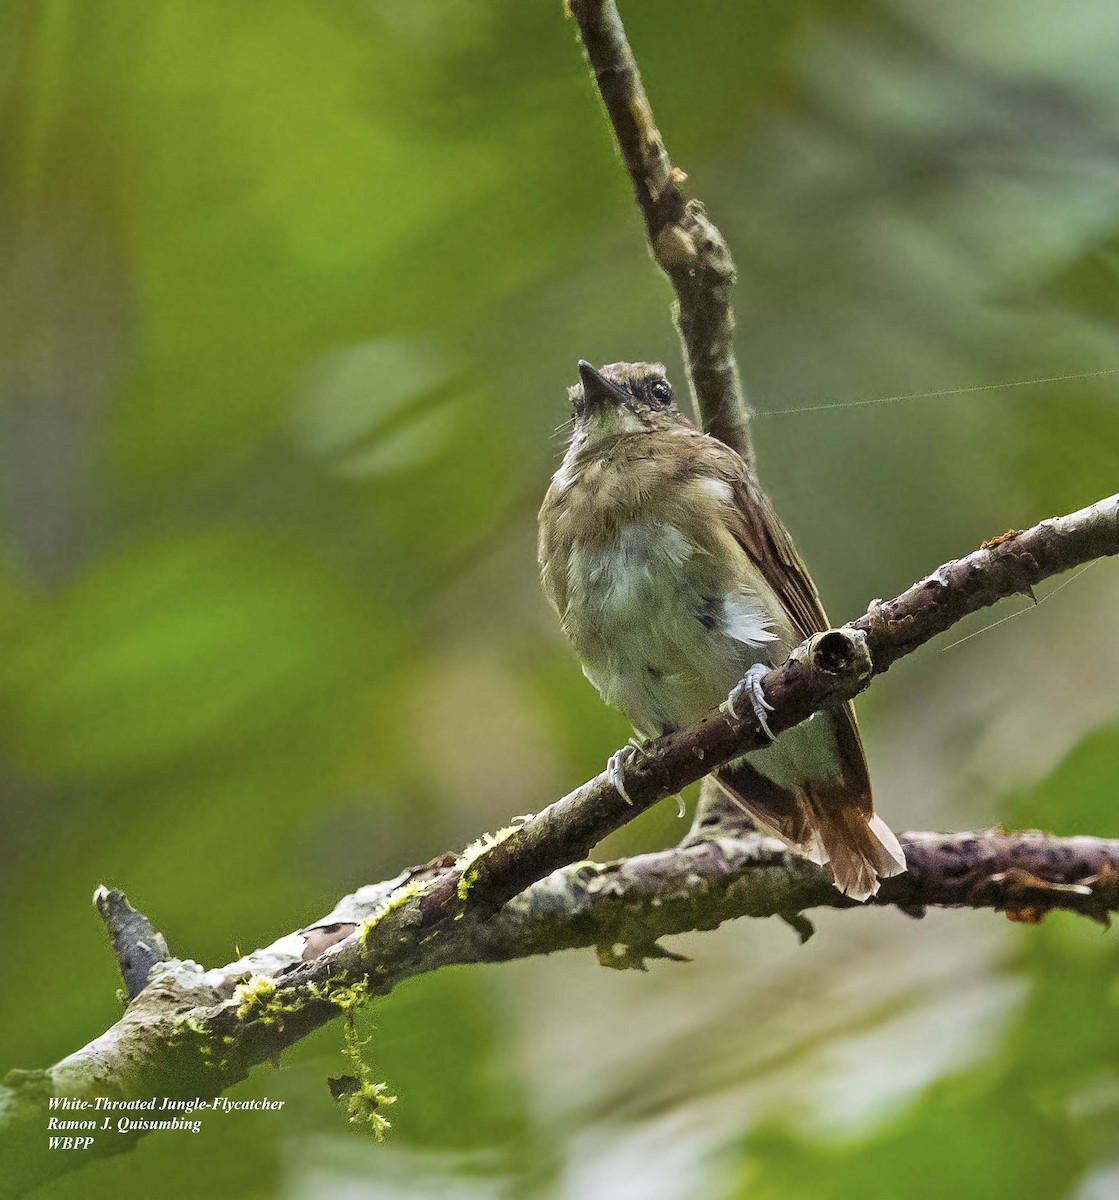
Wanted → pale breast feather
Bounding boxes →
[565,522,696,617]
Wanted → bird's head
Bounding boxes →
[567,360,687,446]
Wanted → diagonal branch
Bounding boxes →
[437,492,1119,914]
[2,492,1117,1194]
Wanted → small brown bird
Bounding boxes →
[538,360,905,900]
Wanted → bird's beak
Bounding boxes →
[578,360,627,408]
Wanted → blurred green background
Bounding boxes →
[2,0,1118,1196]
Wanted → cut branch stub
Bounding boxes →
[801,628,873,678]
[93,886,170,1001]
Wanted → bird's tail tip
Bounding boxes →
[823,810,907,903]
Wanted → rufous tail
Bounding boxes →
[713,758,906,903]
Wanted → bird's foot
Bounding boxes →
[609,739,684,815]
[722,663,776,740]
[607,745,639,805]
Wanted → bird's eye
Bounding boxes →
[649,379,673,405]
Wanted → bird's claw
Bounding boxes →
[607,746,638,805]
[609,740,684,817]
[722,663,776,741]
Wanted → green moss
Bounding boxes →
[232,974,304,1024]
[167,1011,222,1067]
[173,1013,209,1037]
[356,823,522,949]
[338,1023,396,1142]
[358,878,426,947]
[314,976,396,1140]
[454,824,519,902]
[310,976,369,1013]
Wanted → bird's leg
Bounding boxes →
[606,746,639,805]
[722,663,776,741]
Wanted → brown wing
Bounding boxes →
[724,469,831,641]
[709,440,874,813]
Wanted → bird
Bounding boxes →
[537,359,906,901]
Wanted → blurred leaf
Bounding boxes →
[1037,237,1119,327]
[737,1071,1079,1200]
[292,337,457,477]
[1004,725,1119,838]
[0,532,392,780]
[731,727,1119,1200]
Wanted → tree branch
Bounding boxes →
[485,828,1119,965]
[3,493,1117,1194]
[443,492,1119,915]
